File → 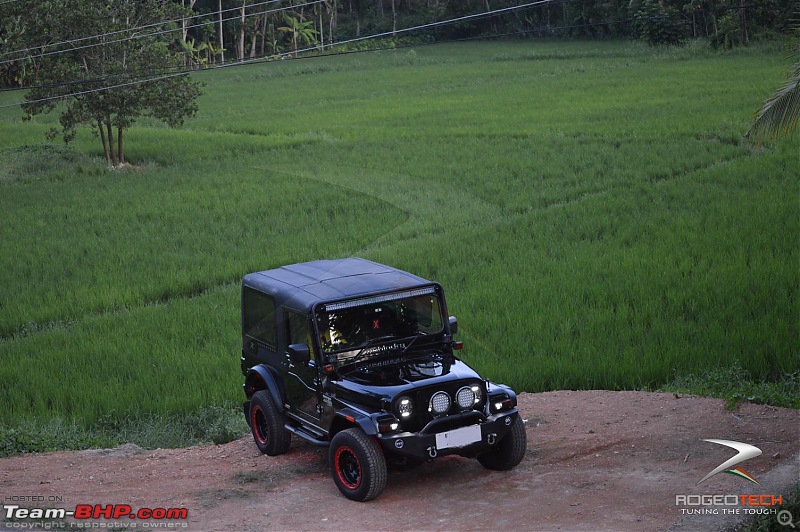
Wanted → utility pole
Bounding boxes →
[218,0,225,63]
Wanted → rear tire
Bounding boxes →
[477,414,526,470]
[329,428,387,501]
[249,390,291,456]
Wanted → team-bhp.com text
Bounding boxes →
[3,504,188,529]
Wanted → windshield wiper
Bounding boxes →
[399,330,427,355]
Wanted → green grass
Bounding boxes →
[738,482,800,532]
[660,364,800,410]
[0,403,247,458]
[0,39,797,451]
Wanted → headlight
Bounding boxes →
[470,384,483,406]
[429,391,451,415]
[456,386,476,410]
[397,396,414,418]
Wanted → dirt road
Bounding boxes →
[1,391,798,531]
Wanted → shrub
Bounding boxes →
[634,0,688,46]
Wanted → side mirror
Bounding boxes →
[288,343,311,365]
[448,316,458,335]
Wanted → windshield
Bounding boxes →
[314,286,445,361]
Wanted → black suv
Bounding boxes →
[240,258,526,501]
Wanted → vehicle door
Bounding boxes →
[284,309,322,423]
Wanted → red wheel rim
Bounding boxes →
[251,405,268,446]
[334,446,362,490]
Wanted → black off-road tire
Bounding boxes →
[329,428,387,501]
[477,414,527,470]
[249,390,291,456]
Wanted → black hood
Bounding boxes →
[332,355,482,401]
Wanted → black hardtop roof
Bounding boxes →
[243,258,436,310]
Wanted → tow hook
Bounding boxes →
[427,446,438,458]
[487,433,497,445]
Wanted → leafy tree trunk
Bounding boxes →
[181,0,197,41]
[328,0,338,44]
[352,0,362,36]
[218,0,225,63]
[239,1,246,61]
[712,9,718,36]
[261,14,267,55]
[106,119,118,167]
[249,14,258,58]
[740,0,749,44]
[118,127,124,165]
[98,119,111,166]
[319,8,325,49]
[181,0,198,66]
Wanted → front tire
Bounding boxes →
[329,428,387,501]
[477,414,527,470]
[249,390,291,456]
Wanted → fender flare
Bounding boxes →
[244,364,286,413]
[335,407,379,436]
[487,382,518,407]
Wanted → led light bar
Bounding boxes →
[324,286,436,312]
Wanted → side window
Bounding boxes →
[286,310,315,362]
[243,288,277,350]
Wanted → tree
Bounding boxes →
[14,0,202,167]
[746,30,800,144]
[0,7,31,87]
[633,0,688,46]
[278,13,319,53]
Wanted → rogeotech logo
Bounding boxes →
[675,439,791,523]
[697,439,762,486]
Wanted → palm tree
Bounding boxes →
[746,28,800,144]
[278,14,319,53]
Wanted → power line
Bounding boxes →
[0,0,329,93]
[0,0,633,110]
[0,6,672,100]
[4,0,761,65]
[4,0,764,112]
[325,0,554,50]
[0,0,322,65]
[0,0,280,59]
[175,0,558,78]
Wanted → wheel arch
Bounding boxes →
[244,364,286,412]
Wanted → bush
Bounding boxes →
[711,12,744,49]
[634,0,688,46]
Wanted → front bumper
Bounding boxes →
[375,409,521,459]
